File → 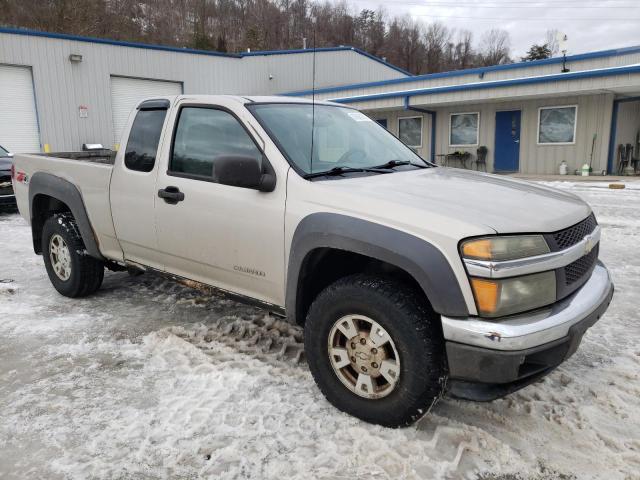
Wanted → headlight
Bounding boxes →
[461,235,550,261]
[470,271,556,317]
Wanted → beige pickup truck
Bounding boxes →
[12,95,613,427]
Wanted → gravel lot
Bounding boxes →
[0,181,639,479]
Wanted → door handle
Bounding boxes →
[158,186,185,204]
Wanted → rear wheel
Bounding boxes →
[42,213,104,297]
[304,274,446,427]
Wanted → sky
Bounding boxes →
[340,0,640,58]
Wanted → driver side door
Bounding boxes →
[153,99,287,307]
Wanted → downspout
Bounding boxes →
[404,96,436,163]
[607,96,640,174]
[607,100,619,174]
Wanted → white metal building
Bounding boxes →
[289,46,640,175]
[0,27,408,153]
[2,26,639,175]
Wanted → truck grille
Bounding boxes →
[551,213,598,250]
[564,245,599,285]
[548,213,600,300]
[0,174,13,196]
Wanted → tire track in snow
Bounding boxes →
[121,273,485,478]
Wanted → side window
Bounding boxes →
[170,107,262,180]
[124,109,167,172]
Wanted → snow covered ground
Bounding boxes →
[0,182,639,480]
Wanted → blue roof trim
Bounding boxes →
[330,64,640,104]
[0,26,410,75]
[285,44,640,97]
[0,26,241,58]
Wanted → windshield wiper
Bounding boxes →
[371,159,429,170]
[303,166,391,179]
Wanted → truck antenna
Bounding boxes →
[310,25,316,174]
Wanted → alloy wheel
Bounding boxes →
[49,234,72,281]
[327,314,401,399]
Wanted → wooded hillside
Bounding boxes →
[0,0,524,74]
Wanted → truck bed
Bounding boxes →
[13,150,121,261]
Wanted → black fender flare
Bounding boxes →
[28,172,104,260]
[286,213,469,323]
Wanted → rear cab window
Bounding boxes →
[124,108,167,172]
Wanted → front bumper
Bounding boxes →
[442,262,614,400]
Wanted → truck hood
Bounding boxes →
[320,167,590,234]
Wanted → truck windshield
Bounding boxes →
[247,103,431,177]
[0,145,9,157]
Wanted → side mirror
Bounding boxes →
[213,155,276,192]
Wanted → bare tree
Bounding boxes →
[545,29,560,57]
[450,29,474,70]
[479,28,511,66]
[423,22,450,73]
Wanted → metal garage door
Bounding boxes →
[110,76,182,148]
[0,65,40,153]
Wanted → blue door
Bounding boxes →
[494,110,521,172]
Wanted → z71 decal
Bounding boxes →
[15,171,29,185]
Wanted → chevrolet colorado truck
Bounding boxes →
[12,95,614,427]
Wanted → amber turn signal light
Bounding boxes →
[462,239,493,260]
[470,277,499,315]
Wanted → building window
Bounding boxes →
[449,112,479,146]
[376,118,388,129]
[398,116,422,148]
[538,105,577,144]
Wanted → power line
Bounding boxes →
[347,0,640,7]
[357,0,640,4]
[409,13,640,20]
[396,3,639,8]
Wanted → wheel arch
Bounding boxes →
[29,172,104,260]
[286,213,469,325]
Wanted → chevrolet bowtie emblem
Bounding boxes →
[584,236,594,254]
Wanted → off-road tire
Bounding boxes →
[42,213,104,297]
[304,274,446,428]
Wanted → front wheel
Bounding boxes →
[304,274,446,427]
[42,213,104,297]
